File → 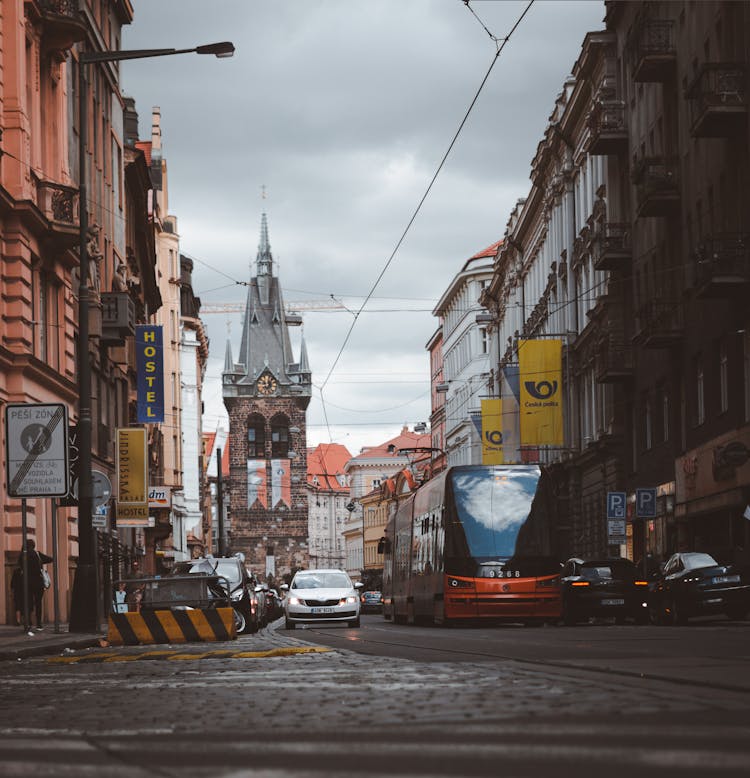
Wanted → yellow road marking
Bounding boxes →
[46,645,331,664]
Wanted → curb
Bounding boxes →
[0,635,103,662]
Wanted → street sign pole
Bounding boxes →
[51,498,61,634]
[20,500,31,633]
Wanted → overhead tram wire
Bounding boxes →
[318,1,535,400]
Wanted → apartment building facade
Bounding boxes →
[480,1,750,565]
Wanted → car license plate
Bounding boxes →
[601,598,625,606]
[712,575,740,585]
[310,607,335,614]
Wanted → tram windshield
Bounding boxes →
[449,466,544,560]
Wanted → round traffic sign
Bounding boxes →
[72,469,112,506]
[91,470,112,507]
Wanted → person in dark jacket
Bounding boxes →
[21,539,53,630]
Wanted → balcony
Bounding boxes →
[687,63,747,138]
[592,223,631,271]
[587,101,628,155]
[36,179,79,248]
[634,298,683,349]
[37,0,86,53]
[596,338,633,383]
[629,17,676,83]
[101,292,135,345]
[694,233,750,298]
[632,157,680,217]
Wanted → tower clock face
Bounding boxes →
[257,374,278,395]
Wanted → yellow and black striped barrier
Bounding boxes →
[107,607,236,646]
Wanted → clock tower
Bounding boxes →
[222,212,312,580]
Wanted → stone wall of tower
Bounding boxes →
[225,396,309,581]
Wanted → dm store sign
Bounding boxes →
[136,325,165,423]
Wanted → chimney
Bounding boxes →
[123,97,139,147]
[151,106,162,161]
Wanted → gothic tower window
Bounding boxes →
[271,414,289,458]
[247,414,266,458]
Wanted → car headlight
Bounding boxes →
[341,596,357,604]
[230,590,244,602]
[288,597,304,606]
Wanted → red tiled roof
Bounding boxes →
[471,239,503,260]
[352,427,432,461]
[136,141,152,165]
[307,443,352,491]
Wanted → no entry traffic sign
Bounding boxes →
[5,403,70,498]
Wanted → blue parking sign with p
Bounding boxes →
[607,492,626,519]
[636,488,657,518]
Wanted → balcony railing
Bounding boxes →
[632,156,680,217]
[694,233,750,297]
[687,63,747,138]
[587,101,628,155]
[595,338,633,383]
[36,180,79,225]
[101,292,136,346]
[35,179,79,249]
[634,298,683,348]
[593,223,631,271]
[629,17,676,82]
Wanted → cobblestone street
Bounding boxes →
[1,626,749,777]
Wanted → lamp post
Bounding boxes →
[69,41,235,632]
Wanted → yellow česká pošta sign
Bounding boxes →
[518,339,563,446]
[481,399,504,464]
[116,428,149,523]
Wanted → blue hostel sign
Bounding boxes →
[136,325,165,423]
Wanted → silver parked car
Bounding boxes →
[281,569,363,629]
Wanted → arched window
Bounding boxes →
[271,414,289,458]
[247,414,266,458]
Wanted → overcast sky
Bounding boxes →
[122,0,605,456]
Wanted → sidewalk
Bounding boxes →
[0,623,102,661]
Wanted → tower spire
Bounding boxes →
[256,212,273,277]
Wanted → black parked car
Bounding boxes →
[648,552,750,625]
[172,556,260,634]
[561,558,649,625]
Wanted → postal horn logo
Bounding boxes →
[524,380,558,400]
[484,430,503,446]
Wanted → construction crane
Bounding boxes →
[200,299,346,315]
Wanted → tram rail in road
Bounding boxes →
[284,615,750,696]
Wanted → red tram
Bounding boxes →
[382,465,562,625]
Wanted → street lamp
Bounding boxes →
[69,41,235,632]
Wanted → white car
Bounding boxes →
[282,569,363,629]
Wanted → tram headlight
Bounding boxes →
[448,578,473,589]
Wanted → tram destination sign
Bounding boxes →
[5,403,70,498]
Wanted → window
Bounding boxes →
[662,389,670,443]
[271,418,289,458]
[247,415,265,457]
[479,327,488,355]
[696,360,705,426]
[644,395,653,450]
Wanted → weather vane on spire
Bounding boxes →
[261,184,267,201]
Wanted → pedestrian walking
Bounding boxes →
[22,539,53,630]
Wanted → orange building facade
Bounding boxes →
[0,1,166,625]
